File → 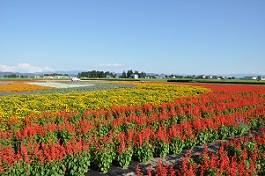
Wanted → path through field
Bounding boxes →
[86,140,223,176]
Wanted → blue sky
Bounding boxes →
[0,0,264,75]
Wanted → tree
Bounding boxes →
[121,71,127,78]
[77,70,146,79]
[78,72,88,78]
[7,74,17,78]
[20,75,28,78]
[139,72,146,78]
[99,71,104,78]
[91,70,97,78]
[105,71,110,77]
[127,70,133,78]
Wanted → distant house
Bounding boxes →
[153,74,166,79]
[197,75,206,79]
[206,76,213,79]
[55,75,70,79]
[257,76,265,81]
[106,75,113,79]
[159,74,166,78]
[130,74,139,79]
[43,75,54,79]
[43,74,70,79]
[154,75,161,79]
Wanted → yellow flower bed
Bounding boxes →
[0,82,54,92]
[0,83,210,119]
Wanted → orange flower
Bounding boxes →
[0,82,54,92]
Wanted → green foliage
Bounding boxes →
[62,151,91,176]
[68,115,81,124]
[133,142,153,162]
[116,147,133,167]
[2,161,31,176]
[241,140,255,151]
[56,129,73,144]
[226,145,242,159]
[228,125,237,137]
[184,136,197,149]
[2,160,66,176]
[196,130,211,146]
[78,70,116,78]
[96,124,110,137]
[169,137,185,154]
[154,141,170,158]
[207,128,219,142]
[219,125,229,140]
[250,118,264,130]
[92,146,114,173]
[237,124,250,135]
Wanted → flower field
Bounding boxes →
[1,82,265,175]
[0,82,54,93]
[0,83,208,119]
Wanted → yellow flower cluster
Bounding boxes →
[0,82,54,92]
[0,83,209,119]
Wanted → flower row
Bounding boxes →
[0,82,54,93]
[0,83,208,119]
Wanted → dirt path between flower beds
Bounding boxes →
[86,139,230,176]
[85,130,259,176]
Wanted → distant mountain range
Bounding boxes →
[0,71,80,77]
[0,71,264,78]
[0,71,35,77]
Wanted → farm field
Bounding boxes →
[1,81,265,175]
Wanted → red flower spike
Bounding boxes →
[135,165,143,176]
[147,166,153,176]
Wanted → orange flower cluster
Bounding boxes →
[0,82,54,92]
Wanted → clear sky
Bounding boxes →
[0,0,264,75]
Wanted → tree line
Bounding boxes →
[77,70,146,78]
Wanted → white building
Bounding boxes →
[130,74,139,79]
[71,77,80,81]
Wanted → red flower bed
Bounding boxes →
[135,128,265,176]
